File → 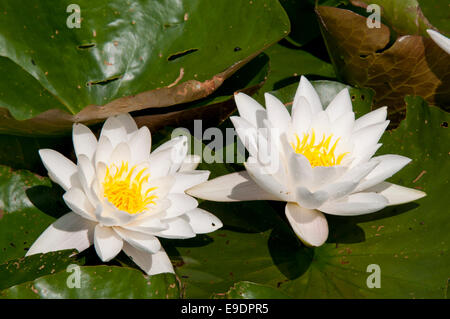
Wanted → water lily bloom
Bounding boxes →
[187,76,426,247]
[427,29,450,55]
[27,114,222,275]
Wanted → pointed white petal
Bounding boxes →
[109,142,131,166]
[427,29,450,55]
[352,120,389,157]
[129,126,151,165]
[244,160,290,201]
[73,123,98,161]
[186,171,281,202]
[148,148,173,179]
[63,187,97,221]
[179,154,201,172]
[265,93,291,131]
[184,208,223,234]
[39,149,80,191]
[285,203,328,247]
[26,212,96,256]
[170,171,210,194]
[77,154,95,193]
[95,135,113,167]
[155,217,196,239]
[287,152,313,188]
[331,112,355,139]
[319,192,388,216]
[122,242,174,275]
[353,107,387,132]
[115,113,139,136]
[365,182,426,206]
[325,88,352,122]
[167,135,189,174]
[293,76,323,115]
[94,224,123,262]
[163,193,198,219]
[230,116,259,158]
[234,92,266,128]
[356,155,411,191]
[114,227,161,254]
[291,96,312,134]
[295,187,329,209]
[100,116,128,148]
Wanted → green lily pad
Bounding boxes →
[0,165,67,264]
[0,250,83,290]
[168,89,448,298]
[0,266,180,298]
[0,0,289,134]
[213,281,292,299]
[418,0,450,36]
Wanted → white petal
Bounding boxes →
[295,186,328,209]
[100,116,128,148]
[94,201,141,227]
[167,135,189,174]
[365,182,426,206]
[186,171,281,202]
[184,208,223,234]
[287,152,313,188]
[427,29,450,55]
[309,110,331,137]
[265,93,291,132]
[148,148,173,179]
[94,224,123,262]
[122,242,174,275]
[155,217,196,239]
[310,166,346,190]
[73,123,98,161]
[285,203,328,247]
[234,92,266,128]
[163,193,198,219]
[26,212,96,256]
[38,149,80,191]
[114,227,161,253]
[352,121,389,156]
[77,154,95,194]
[109,142,131,166]
[63,187,97,221]
[356,155,411,191]
[291,96,312,134]
[319,192,388,216]
[179,154,201,172]
[325,88,352,122]
[353,107,387,132]
[230,116,259,158]
[95,135,113,167]
[244,160,291,201]
[129,126,151,165]
[115,113,139,136]
[170,171,210,194]
[331,112,355,139]
[293,76,323,115]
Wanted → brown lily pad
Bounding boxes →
[316,6,450,120]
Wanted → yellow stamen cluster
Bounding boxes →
[292,130,348,167]
[103,161,157,215]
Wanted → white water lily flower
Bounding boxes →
[188,76,425,247]
[427,29,450,55]
[26,114,222,275]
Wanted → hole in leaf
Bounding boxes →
[441,121,448,128]
[234,47,241,52]
[361,94,365,100]
[77,43,96,50]
[351,95,356,101]
[31,59,36,65]
[87,75,121,86]
[167,48,198,61]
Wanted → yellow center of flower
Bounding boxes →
[291,130,348,167]
[103,161,158,214]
